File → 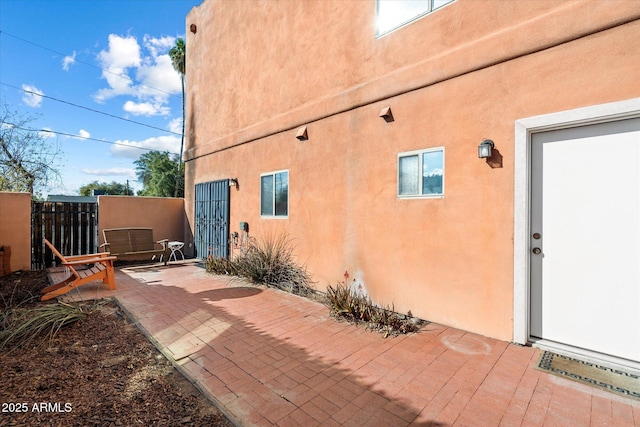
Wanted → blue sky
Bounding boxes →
[0,0,201,196]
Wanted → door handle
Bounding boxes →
[532,247,541,255]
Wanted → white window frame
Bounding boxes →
[397,147,445,199]
[260,169,289,218]
[376,0,455,37]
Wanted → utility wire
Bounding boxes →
[2,122,179,154]
[0,82,181,136]
[0,30,179,99]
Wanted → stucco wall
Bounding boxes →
[0,192,32,272]
[98,196,186,248]
[184,0,640,341]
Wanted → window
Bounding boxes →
[376,0,454,36]
[398,148,444,197]
[261,170,288,217]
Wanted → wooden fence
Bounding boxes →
[31,202,98,269]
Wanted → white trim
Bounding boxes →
[513,97,640,345]
[397,147,445,199]
[260,169,289,219]
[375,0,455,38]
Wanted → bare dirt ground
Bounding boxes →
[0,270,231,427]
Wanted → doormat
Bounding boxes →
[537,351,640,400]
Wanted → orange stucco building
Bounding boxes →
[184,0,640,369]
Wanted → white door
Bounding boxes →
[530,118,640,363]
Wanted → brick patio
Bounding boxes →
[62,262,640,426]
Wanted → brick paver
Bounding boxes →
[63,262,640,426]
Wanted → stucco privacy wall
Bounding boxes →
[0,192,31,271]
[184,0,640,340]
[97,196,185,248]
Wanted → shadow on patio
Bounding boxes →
[64,262,640,426]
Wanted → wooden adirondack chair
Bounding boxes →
[40,239,117,301]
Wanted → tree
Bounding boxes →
[134,151,183,197]
[79,180,132,196]
[0,103,61,196]
[169,37,186,197]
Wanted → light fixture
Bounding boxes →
[296,125,308,141]
[190,24,197,34]
[379,106,394,122]
[478,139,494,159]
[229,178,238,187]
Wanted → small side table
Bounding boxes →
[165,241,185,263]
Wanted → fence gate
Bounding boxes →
[31,202,98,269]
[194,180,230,259]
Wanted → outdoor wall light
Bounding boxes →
[478,139,494,159]
[190,24,197,34]
[296,125,308,141]
[229,178,238,187]
[379,106,394,122]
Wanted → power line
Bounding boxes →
[0,30,179,99]
[2,122,179,154]
[0,81,181,136]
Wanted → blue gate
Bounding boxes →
[194,180,230,259]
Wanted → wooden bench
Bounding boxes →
[101,228,168,264]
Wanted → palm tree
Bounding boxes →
[169,37,186,197]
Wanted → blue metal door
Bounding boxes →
[194,180,230,259]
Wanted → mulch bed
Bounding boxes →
[0,270,231,427]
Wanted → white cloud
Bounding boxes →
[100,34,141,70]
[168,117,182,134]
[77,129,90,139]
[136,53,181,97]
[81,167,136,178]
[62,51,76,71]
[22,84,44,108]
[94,33,181,114]
[111,135,181,159]
[143,35,175,59]
[123,100,169,117]
[94,34,141,102]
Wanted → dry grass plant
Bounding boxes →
[205,232,319,298]
[1,282,38,329]
[327,276,424,338]
[0,300,109,353]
